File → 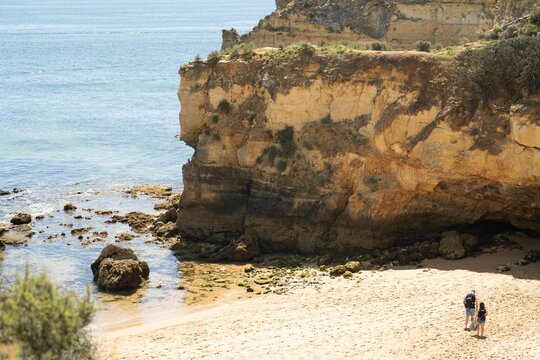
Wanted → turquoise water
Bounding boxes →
[0,0,274,322]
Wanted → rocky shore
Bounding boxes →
[97,233,540,360]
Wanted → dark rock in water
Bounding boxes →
[0,190,10,196]
[115,232,135,242]
[63,203,77,211]
[70,227,92,236]
[438,231,479,260]
[210,235,261,261]
[91,244,149,291]
[10,213,32,225]
[0,241,4,251]
[12,188,24,194]
[0,226,8,236]
[96,258,150,292]
[112,212,155,233]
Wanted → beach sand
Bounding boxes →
[96,236,540,360]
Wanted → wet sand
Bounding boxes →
[96,237,540,360]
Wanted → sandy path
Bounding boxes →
[97,245,540,360]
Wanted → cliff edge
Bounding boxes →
[177,38,540,255]
[222,0,538,50]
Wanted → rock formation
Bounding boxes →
[10,213,32,225]
[176,37,540,255]
[221,0,538,50]
[91,244,150,291]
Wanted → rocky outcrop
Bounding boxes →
[438,231,479,260]
[10,213,31,225]
[222,0,537,50]
[177,38,540,255]
[91,244,150,291]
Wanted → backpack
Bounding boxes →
[464,293,475,308]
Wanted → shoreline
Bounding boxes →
[96,237,540,360]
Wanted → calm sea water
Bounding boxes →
[0,0,274,323]
[0,0,274,216]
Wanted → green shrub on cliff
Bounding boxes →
[276,126,296,157]
[532,9,540,26]
[415,40,431,52]
[217,99,232,114]
[207,50,220,63]
[0,269,95,359]
[276,159,287,172]
[455,37,540,103]
[371,41,390,51]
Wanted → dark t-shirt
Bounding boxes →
[464,293,476,308]
[478,309,486,320]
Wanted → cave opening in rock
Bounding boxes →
[453,220,528,243]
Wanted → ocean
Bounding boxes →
[0,0,274,217]
[0,0,274,321]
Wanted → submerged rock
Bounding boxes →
[10,213,32,225]
[115,232,135,242]
[0,232,27,246]
[91,244,149,291]
[0,190,10,196]
[111,212,155,233]
[70,227,92,236]
[63,203,77,211]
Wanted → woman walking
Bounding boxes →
[476,302,488,338]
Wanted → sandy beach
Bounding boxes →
[96,236,540,360]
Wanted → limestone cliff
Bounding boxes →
[177,38,540,254]
[221,0,538,50]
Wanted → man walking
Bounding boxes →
[464,290,477,330]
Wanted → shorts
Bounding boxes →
[466,308,475,317]
[477,317,486,324]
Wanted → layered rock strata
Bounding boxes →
[222,0,538,50]
[177,39,540,254]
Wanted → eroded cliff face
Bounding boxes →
[177,39,540,254]
[222,0,538,50]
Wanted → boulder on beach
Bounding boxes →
[10,213,32,225]
[345,261,361,273]
[328,265,347,277]
[209,235,260,261]
[91,244,149,291]
[438,231,479,260]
